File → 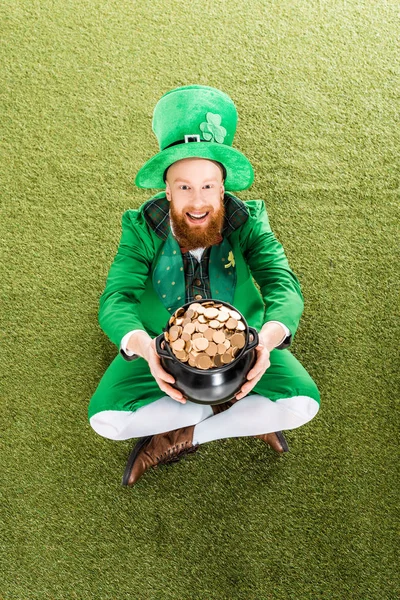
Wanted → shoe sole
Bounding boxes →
[121,435,153,486]
[275,431,289,453]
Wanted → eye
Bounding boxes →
[203,184,213,189]
[180,185,190,190]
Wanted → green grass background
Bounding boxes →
[1,1,399,598]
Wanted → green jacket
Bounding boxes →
[99,193,304,349]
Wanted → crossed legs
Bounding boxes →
[90,393,319,444]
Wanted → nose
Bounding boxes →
[191,187,206,206]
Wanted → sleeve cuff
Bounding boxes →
[119,330,140,361]
[265,320,292,350]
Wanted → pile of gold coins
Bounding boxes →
[164,301,247,370]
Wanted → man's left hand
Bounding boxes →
[235,343,270,400]
[234,321,287,400]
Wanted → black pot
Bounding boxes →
[155,299,259,406]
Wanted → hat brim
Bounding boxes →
[135,143,254,191]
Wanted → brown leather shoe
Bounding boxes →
[255,431,289,453]
[211,400,235,415]
[211,395,241,415]
[122,425,198,486]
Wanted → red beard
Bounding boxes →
[170,201,225,251]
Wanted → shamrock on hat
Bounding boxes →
[200,113,227,144]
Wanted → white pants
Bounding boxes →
[90,394,319,445]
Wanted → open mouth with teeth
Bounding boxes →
[186,212,210,224]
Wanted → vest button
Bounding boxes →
[195,294,203,300]
[194,279,201,286]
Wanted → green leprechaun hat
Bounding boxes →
[135,85,254,191]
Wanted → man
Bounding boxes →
[88,85,320,486]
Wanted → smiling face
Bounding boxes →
[165,158,225,250]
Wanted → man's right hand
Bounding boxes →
[126,331,186,404]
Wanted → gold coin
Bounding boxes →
[196,353,213,370]
[204,328,214,341]
[225,317,238,330]
[183,322,195,335]
[191,319,200,330]
[175,350,187,361]
[198,314,207,324]
[185,340,192,353]
[217,311,229,322]
[222,352,232,364]
[236,321,246,331]
[205,342,218,356]
[209,319,220,329]
[204,307,219,319]
[188,357,197,367]
[214,354,224,368]
[217,343,226,355]
[164,331,170,342]
[223,339,231,349]
[169,326,180,341]
[230,333,246,349]
[171,339,185,352]
[186,309,195,319]
[192,332,202,340]
[229,310,241,320]
[197,323,209,333]
[213,330,225,344]
[193,337,209,352]
[189,303,203,313]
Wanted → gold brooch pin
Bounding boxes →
[225,251,235,268]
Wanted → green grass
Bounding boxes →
[1,1,399,598]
